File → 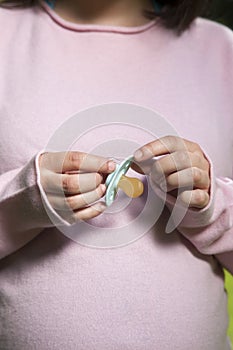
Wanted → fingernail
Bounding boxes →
[107,161,116,171]
[134,150,143,161]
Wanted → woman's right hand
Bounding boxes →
[38,151,116,223]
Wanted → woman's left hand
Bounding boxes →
[133,136,211,209]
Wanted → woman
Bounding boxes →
[0,0,233,349]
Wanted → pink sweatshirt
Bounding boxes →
[0,1,233,349]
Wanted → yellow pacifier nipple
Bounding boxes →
[118,175,144,198]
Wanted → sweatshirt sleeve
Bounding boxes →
[154,157,233,274]
[0,151,72,260]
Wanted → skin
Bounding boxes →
[39,152,116,222]
[39,1,211,220]
[53,0,154,27]
[133,136,211,209]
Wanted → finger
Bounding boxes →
[130,158,155,175]
[179,189,210,209]
[55,201,106,223]
[151,151,209,181]
[42,170,103,194]
[134,136,201,162]
[40,151,116,174]
[155,167,210,192]
[74,202,106,221]
[47,184,106,211]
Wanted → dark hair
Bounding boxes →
[0,0,211,34]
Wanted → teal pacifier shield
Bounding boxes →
[105,156,134,206]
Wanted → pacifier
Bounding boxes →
[105,156,144,206]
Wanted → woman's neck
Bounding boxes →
[53,0,154,27]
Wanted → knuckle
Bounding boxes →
[164,135,176,149]
[203,158,210,171]
[92,187,103,202]
[65,195,76,210]
[193,142,201,152]
[144,143,154,157]
[171,153,179,170]
[193,167,202,182]
[62,176,78,193]
[165,135,176,143]
[194,190,206,205]
[62,176,70,192]
[194,152,202,164]
[68,152,82,168]
[178,151,189,167]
